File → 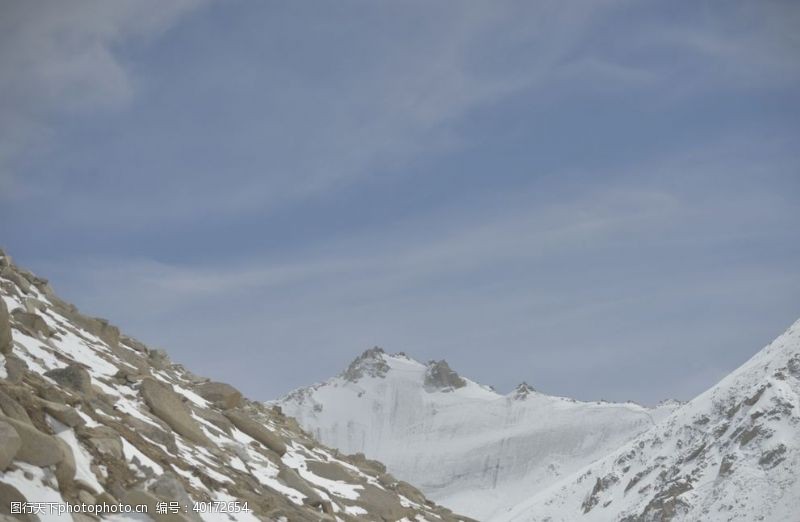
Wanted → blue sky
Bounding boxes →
[1,0,798,403]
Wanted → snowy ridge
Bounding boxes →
[0,250,472,521]
[276,348,677,520]
[498,318,800,522]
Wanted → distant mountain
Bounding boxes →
[275,348,677,520]
[498,319,800,522]
[0,249,471,522]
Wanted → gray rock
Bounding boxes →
[0,298,11,355]
[3,354,27,383]
[0,481,39,521]
[424,360,466,391]
[86,426,124,459]
[0,267,31,294]
[195,381,243,409]
[342,347,389,382]
[44,364,93,396]
[223,410,287,456]
[10,309,54,338]
[54,437,76,487]
[278,467,324,505]
[0,389,32,424]
[0,419,21,470]
[140,378,210,446]
[126,416,178,454]
[148,349,172,370]
[193,407,234,435]
[23,298,47,314]
[36,399,84,427]
[1,415,65,467]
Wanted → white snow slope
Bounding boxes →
[275,349,677,520]
[498,318,800,522]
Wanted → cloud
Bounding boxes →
[38,136,800,402]
[0,0,206,189]
[3,0,798,224]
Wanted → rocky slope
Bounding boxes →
[0,249,473,522]
[497,319,800,522]
[275,349,677,520]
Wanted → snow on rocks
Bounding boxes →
[0,252,472,521]
[497,319,800,522]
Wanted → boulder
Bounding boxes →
[36,399,84,427]
[85,426,124,459]
[0,482,38,521]
[223,410,287,456]
[0,298,11,355]
[0,267,31,294]
[44,364,93,396]
[125,416,178,453]
[3,354,27,383]
[92,318,120,347]
[278,467,324,505]
[196,381,243,409]
[23,298,47,314]
[0,419,21,470]
[0,389,32,424]
[148,349,171,370]
[54,438,76,486]
[10,310,54,338]
[1,415,65,466]
[357,483,414,521]
[193,408,233,435]
[306,460,356,482]
[140,378,209,446]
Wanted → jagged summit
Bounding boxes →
[512,381,536,400]
[423,360,466,392]
[341,346,390,382]
[0,252,472,521]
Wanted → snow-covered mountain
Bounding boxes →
[498,319,800,522]
[0,249,471,522]
[275,348,677,520]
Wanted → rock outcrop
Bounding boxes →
[424,359,466,391]
[195,381,242,409]
[0,420,21,470]
[140,378,210,446]
[0,298,11,355]
[0,251,472,522]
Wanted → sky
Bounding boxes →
[1,0,799,405]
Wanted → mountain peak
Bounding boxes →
[424,359,466,392]
[512,381,536,399]
[341,346,390,382]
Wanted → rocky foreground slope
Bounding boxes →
[0,249,473,522]
[275,349,677,520]
[498,319,800,522]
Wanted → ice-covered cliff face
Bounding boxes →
[276,348,676,520]
[498,319,800,522]
[0,250,471,522]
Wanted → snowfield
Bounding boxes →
[276,349,677,520]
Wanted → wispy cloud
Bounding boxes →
[0,0,206,189]
[4,1,797,223]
